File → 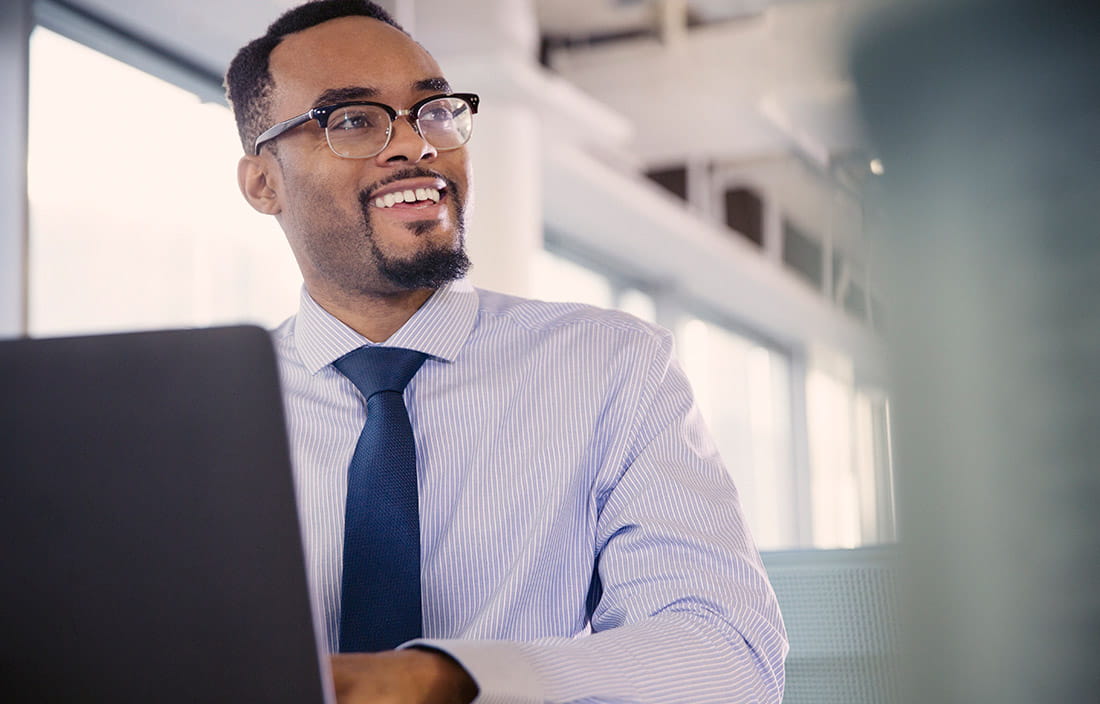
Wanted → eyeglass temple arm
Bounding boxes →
[253,112,316,155]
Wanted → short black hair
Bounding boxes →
[224,0,407,155]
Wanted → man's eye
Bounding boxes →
[421,107,454,123]
[332,111,377,131]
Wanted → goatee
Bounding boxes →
[376,240,471,290]
[357,178,471,290]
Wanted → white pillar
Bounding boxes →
[415,0,543,296]
[414,0,538,60]
[658,0,689,47]
[463,100,542,296]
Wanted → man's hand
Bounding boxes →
[330,648,478,704]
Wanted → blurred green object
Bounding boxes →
[851,1,1100,702]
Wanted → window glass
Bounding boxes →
[617,287,657,324]
[805,364,895,548]
[531,249,615,309]
[27,28,300,336]
[677,318,798,550]
[855,390,896,543]
[805,368,861,548]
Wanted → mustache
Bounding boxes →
[359,168,460,202]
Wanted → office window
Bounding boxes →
[27,28,299,337]
[782,219,824,291]
[678,318,798,549]
[855,390,896,543]
[723,186,764,247]
[806,368,860,547]
[533,248,660,326]
[528,245,811,549]
[617,287,656,324]
[806,365,895,548]
[645,164,688,202]
[531,249,616,309]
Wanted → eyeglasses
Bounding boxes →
[253,92,479,158]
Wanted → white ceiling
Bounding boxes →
[535,0,801,37]
[536,0,656,37]
[540,0,872,164]
[55,0,874,168]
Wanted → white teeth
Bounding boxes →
[374,186,444,207]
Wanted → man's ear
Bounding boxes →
[238,154,282,215]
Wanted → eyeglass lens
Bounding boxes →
[325,97,473,158]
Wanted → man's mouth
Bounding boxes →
[367,177,448,210]
[372,186,442,209]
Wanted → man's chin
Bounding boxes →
[376,245,471,291]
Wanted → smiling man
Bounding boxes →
[226,2,786,703]
[235,8,473,342]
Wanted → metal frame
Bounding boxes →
[0,0,31,337]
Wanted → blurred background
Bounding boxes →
[3,1,1095,703]
[3,0,896,556]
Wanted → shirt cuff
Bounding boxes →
[400,638,545,704]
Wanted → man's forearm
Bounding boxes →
[409,609,786,704]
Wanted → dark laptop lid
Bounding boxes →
[0,326,332,704]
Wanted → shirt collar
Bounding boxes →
[293,278,480,374]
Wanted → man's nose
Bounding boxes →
[376,116,437,164]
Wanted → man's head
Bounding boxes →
[225,0,406,159]
[227,0,473,300]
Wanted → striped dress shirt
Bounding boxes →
[272,279,787,703]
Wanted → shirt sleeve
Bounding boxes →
[405,327,788,703]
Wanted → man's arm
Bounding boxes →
[407,329,788,703]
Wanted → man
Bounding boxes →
[226,1,786,702]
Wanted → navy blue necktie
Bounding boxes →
[332,345,428,653]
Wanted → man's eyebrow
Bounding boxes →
[312,86,379,107]
[415,77,451,93]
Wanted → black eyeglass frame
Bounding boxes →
[252,92,480,157]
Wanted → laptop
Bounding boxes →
[0,326,333,704]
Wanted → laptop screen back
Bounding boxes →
[0,326,331,704]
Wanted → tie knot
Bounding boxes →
[332,346,428,400]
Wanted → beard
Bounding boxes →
[373,237,470,290]
[357,179,471,291]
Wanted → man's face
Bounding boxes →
[262,16,472,297]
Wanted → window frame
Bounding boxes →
[0,0,32,336]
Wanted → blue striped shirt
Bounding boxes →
[272,279,787,703]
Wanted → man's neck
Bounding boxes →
[306,284,436,343]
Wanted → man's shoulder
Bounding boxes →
[474,288,670,347]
